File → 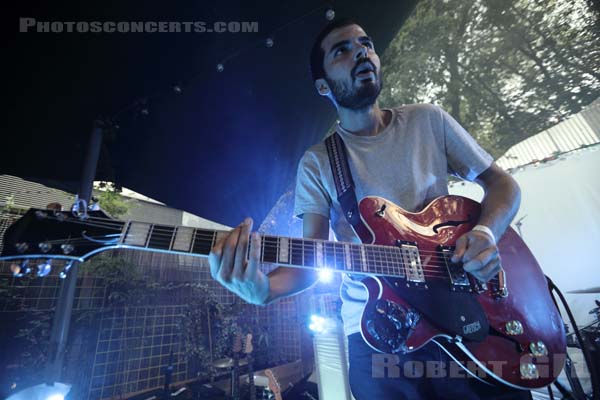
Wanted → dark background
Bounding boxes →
[3,0,417,227]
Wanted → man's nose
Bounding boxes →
[354,44,368,61]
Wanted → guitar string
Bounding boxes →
[16,237,498,277]
[16,235,500,276]
[6,242,500,283]
[20,216,503,279]
[38,215,483,260]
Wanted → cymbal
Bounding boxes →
[567,287,600,294]
[212,357,248,369]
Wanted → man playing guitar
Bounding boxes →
[209,18,531,399]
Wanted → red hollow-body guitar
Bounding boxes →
[0,195,566,390]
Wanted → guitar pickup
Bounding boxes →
[397,240,426,287]
[439,246,471,292]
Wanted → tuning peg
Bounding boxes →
[15,242,29,253]
[38,242,52,253]
[59,261,75,279]
[36,260,52,277]
[10,260,31,277]
[61,244,74,255]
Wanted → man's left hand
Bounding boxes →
[451,231,501,282]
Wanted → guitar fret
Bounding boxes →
[359,245,367,273]
[324,242,336,270]
[348,245,359,273]
[172,226,194,252]
[290,238,303,266]
[144,224,154,247]
[304,240,316,267]
[343,244,352,271]
[168,227,177,250]
[380,247,389,276]
[386,247,395,276]
[263,236,278,263]
[316,241,324,268]
[278,237,289,264]
[123,222,152,247]
[333,243,346,270]
[191,229,215,256]
[147,224,175,250]
[393,247,403,277]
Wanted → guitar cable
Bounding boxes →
[546,275,599,400]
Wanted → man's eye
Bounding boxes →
[334,47,348,56]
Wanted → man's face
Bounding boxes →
[320,24,383,109]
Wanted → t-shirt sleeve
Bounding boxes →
[437,106,494,181]
[293,150,332,219]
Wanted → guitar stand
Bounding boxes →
[546,276,599,400]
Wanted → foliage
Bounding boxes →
[379,0,600,158]
[94,181,131,218]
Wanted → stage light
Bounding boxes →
[6,382,71,400]
[265,37,274,47]
[325,8,335,21]
[216,63,224,72]
[308,314,328,333]
[317,268,333,283]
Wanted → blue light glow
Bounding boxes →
[317,268,333,283]
[308,314,328,333]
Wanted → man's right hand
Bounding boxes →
[208,217,270,305]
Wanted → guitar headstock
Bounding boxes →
[1,208,120,278]
[265,369,282,400]
[243,333,253,355]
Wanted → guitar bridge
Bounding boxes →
[439,246,472,292]
[491,268,509,298]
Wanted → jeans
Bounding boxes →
[347,333,533,400]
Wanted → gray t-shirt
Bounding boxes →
[293,103,493,335]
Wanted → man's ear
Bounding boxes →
[315,78,330,97]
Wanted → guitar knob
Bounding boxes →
[520,362,539,380]
[39,242,52,253]
[505,320,523,335]
[15,242,29,253]
[11,260,31,277]
[61,244,74,255]
[36,260,52,277]
[529,341,548,357]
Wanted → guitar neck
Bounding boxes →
[118,220,415,279]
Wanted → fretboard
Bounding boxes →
[119,221,413,278]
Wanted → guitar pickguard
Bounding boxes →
[363,297,421,353]
[383,277,489,343]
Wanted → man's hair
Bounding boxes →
[309,18,361,82]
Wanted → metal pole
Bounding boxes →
[45,120,104,384]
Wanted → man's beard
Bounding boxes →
[326,70,383,110]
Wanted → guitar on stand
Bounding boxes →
[1,195,567,389]
[244,333,256,400]
[265,369,282,400]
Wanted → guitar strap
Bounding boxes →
[324,133,373,245]
[325,132,361,227]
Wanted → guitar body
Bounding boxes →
[355,195,566,390]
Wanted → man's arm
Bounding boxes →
[452,163,521,282]
[262,213,326,303]
[208,213,326,305]
[473,163,521,240]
